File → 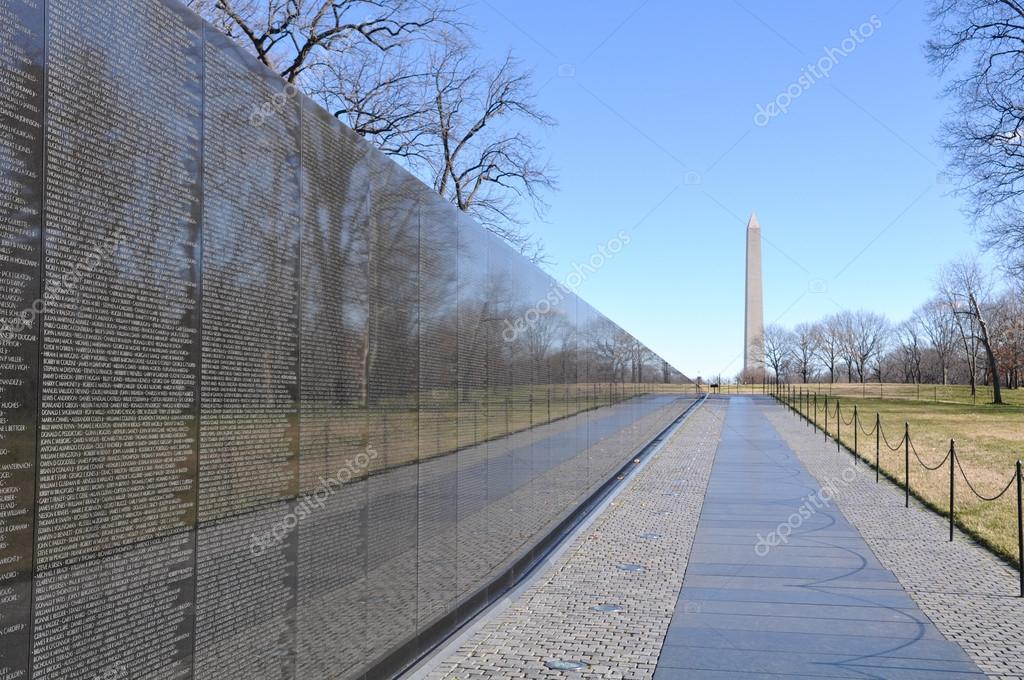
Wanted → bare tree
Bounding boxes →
[843,310,890,383]
[627,338,656,383]
[792,322,818,383]
[812,316,844,383]
[988,288,1024,388]
[927,0,1024,275]
[761,324,795,381]
[521,312,557,369]
[937,257,1003,402]
[894,318,925,383]
[426,36,556,257]
[835,310,858,382]
[308,45,436,160]
[187,1,556,257]
[186,0,454,82]
[914,298,959,384]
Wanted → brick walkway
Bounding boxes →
[764,399,1024,679]
[655,397,983,679]
[418,397,1024,679]
[424,399,726,680]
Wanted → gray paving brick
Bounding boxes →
[765,398,1024,679]
[655,397,985,679]
[425,400,725,679]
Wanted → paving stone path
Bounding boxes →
[421,396,1024,679]
[425,399,726,680]
[656,396,985,679]
[764,398,1024,679]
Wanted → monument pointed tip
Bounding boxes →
[747,213,760,230]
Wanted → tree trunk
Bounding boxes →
[970,293,1002,404]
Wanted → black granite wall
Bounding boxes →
[0,1,690,677]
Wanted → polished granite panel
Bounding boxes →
[0,2,690,676]
[0,0,43,676]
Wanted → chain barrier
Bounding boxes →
[773,389,1024,597]
[880,427,906,452]
[955,455,1017,502]
[908,437,951,471]
[859,417,878,437]
[840,408,855,427]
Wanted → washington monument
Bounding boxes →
[744,213,764,376]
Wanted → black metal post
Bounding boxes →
[836,400,841,453]
[1017,460,1023,598]
[904,422,910,508]
[875,413,880,483]
[824,395,829,442]
[949,440,955,542]
[813,393,817,430]
[853,405,858,464]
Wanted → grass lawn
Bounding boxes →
[780,384,1023,569]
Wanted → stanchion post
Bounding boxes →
[836,400,841,453]
[1017,460,1022,598]
[853,405,858,464]
[904,422,910,508]
[824,395,829,442]
[949,440,955,542]
[875,413,880,483]
[813,393,817,430]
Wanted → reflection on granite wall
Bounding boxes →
[0,0,691,677]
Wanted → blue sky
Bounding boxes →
[463,0,986,380]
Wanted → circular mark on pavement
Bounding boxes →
[545,660,589,671]
[592,604,623,613]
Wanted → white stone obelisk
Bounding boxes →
[743,213,764,377]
